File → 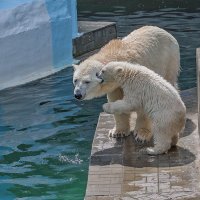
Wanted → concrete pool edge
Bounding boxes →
[197,48,200,132]
[73,21,117,57]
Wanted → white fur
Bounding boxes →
[73,26,181,140]
[101,61,186,155]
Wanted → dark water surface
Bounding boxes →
[0,68,105,199]
[0,1,200,200]
[78,0,200,90]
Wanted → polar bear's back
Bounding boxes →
[114,62,185,116]
[123,26,178,45]
[122,26,180,86]
[89,26,180,87]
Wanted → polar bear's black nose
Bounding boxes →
[75,93,82,100]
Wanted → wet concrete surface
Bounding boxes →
[85,88,200,200]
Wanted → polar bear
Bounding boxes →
[73,26,180,141]
[97,61,186,155]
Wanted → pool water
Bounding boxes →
[0,1,200,200]
[78,1,200,90]
[0,68,105,199]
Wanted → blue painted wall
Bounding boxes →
[45,0,73,68]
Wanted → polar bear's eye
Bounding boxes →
[74,79,78,84]
[84,80,90,84]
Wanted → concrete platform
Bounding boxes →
[85,85,200,199]
[73,21,117,57]
[196,48,200,131]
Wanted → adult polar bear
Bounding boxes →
[73,26,180,141]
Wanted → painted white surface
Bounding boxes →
[0,0,33,10]
[0,1,53,90]
[0,1,50,38]
[0,0,78,90]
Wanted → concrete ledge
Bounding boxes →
[85,88,200,200]
[196,48,200,133]
[73,21,117,57]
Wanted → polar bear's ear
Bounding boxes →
[116,66,123,73]
[72,64,78,71]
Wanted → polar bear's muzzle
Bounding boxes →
[74,89,83,100]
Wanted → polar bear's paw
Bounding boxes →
[109,128,130,138]
[140,147,168,155]
[103,103,114,114]
[134,128,152,143]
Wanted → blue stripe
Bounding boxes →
[45,0,73,68]
[68,0,78,38]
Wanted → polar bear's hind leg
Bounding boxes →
[171,134,179,147]
[144,125,172,155]
[134,110,152,143]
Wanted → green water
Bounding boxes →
[0,68,105,199]
[0,1,200,200]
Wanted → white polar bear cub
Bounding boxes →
[98,61,186,155]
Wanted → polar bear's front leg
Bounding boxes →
[103,100,132,138]
[103,101,132,114]
[107,89,130,138]
[134,110,152,143]
[108,113,130,138]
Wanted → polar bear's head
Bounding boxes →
[97,62,124,83]
[73,60,118,100]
